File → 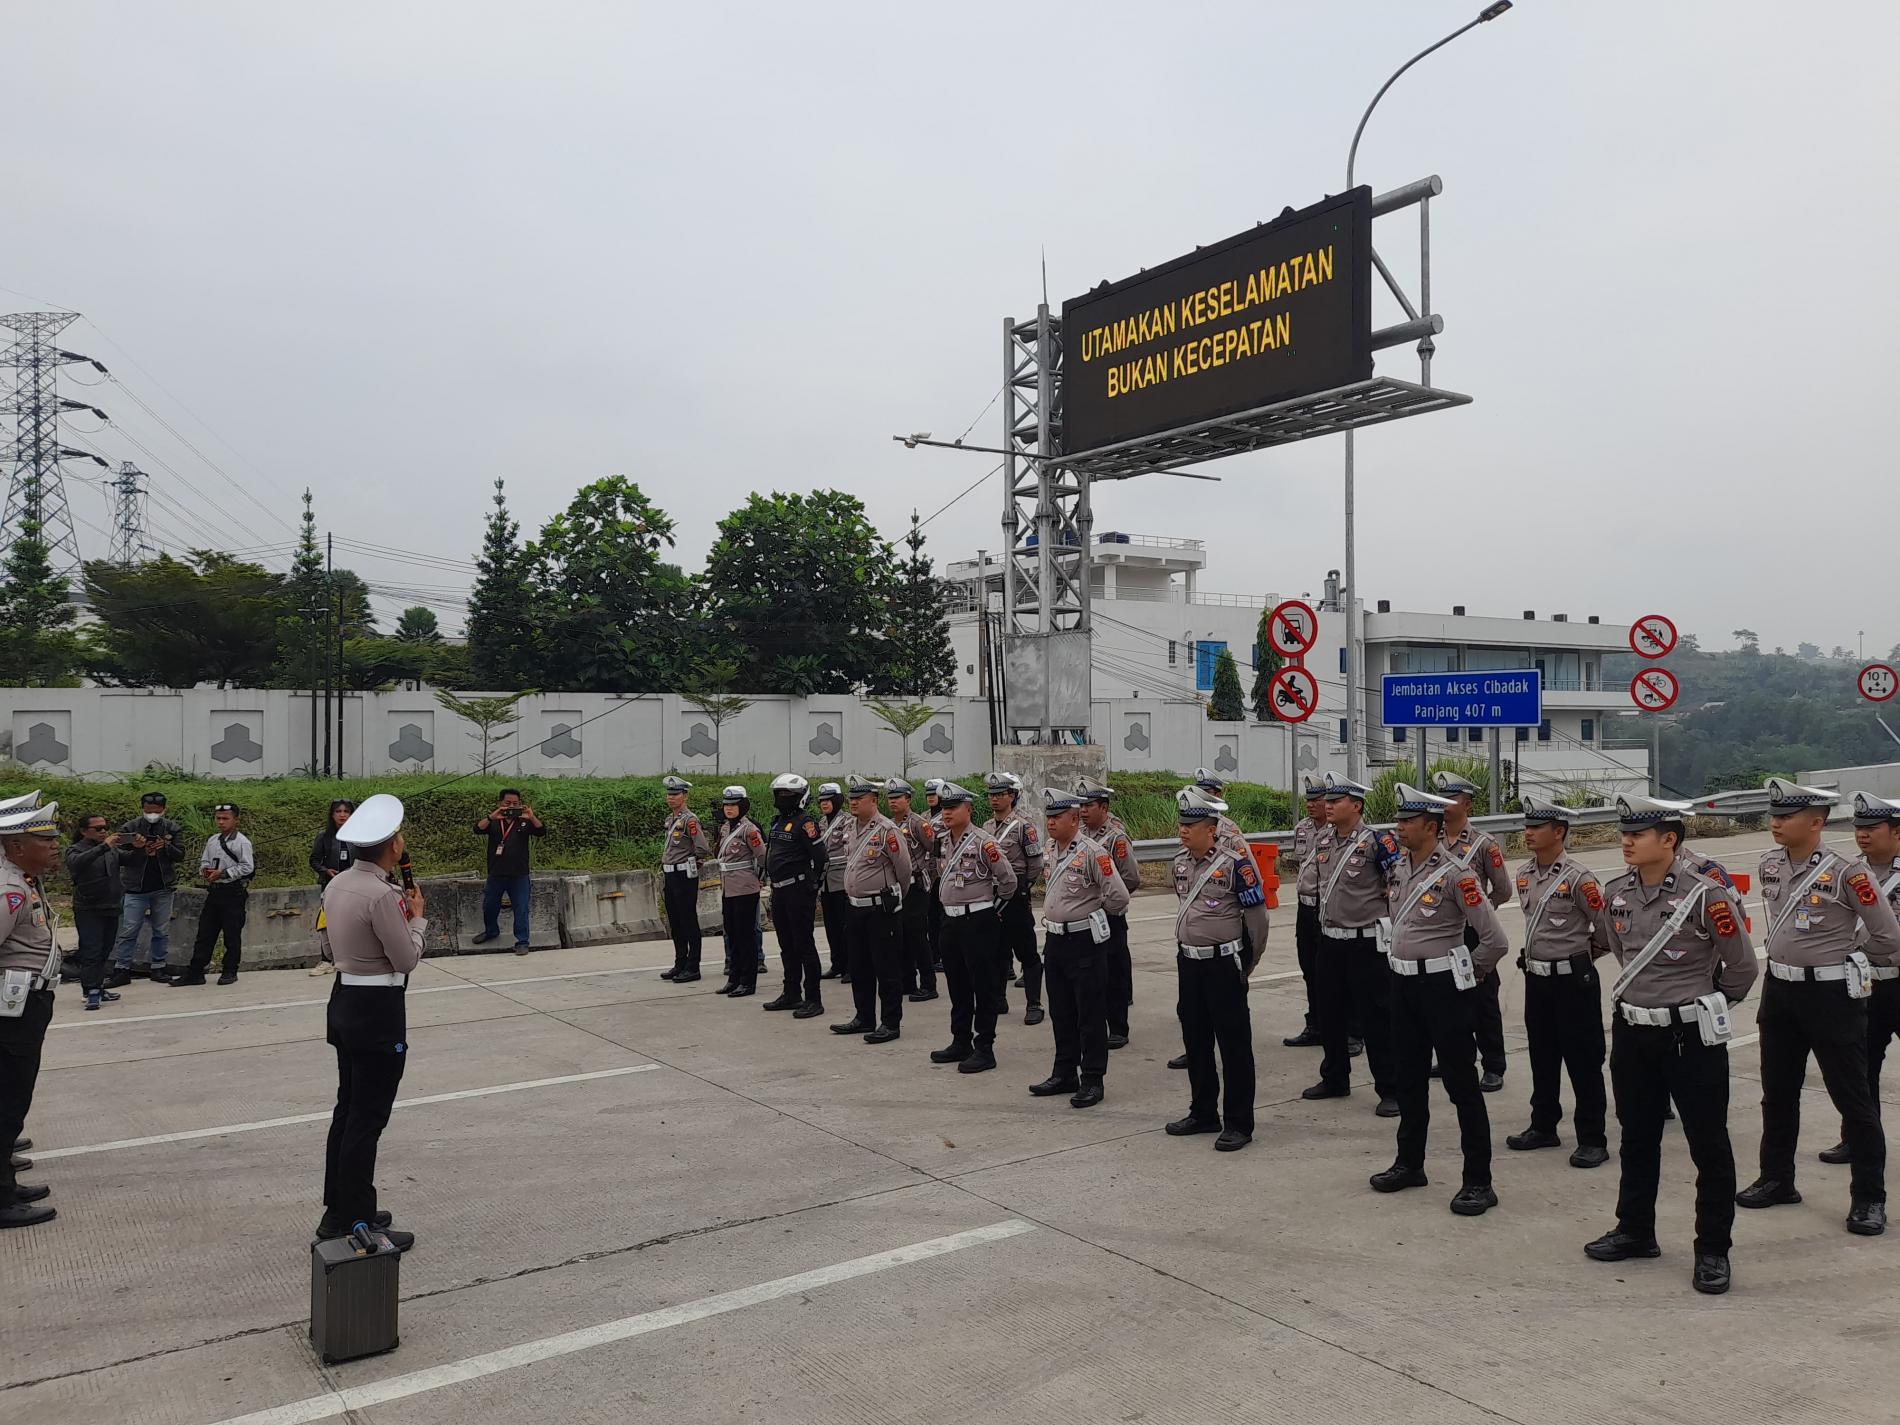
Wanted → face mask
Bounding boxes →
[143,811,163,823]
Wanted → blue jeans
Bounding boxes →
[114,890,175,967]
[483,874,532,945]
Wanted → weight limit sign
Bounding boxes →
[1630,667,1679,713]
[1267,665,1318,723]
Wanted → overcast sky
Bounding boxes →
[10,1,1897,661]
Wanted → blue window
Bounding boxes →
[1337,718,1349,746]
[1339,645,1348,674]
[1516,726,1529,743]
[1580,718,1595,742]
[1393,727,1407,744]
[1537,719,1552,742]
[1194,640,1228,691]
[1446,727,1458,743]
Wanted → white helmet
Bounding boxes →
[770,772,810,808]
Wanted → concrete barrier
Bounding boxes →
[165,885,325,970]
[560,872,665,947]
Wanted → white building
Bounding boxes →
[945,533,1649,797]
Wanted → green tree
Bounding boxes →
[271,489,327,688]
[1732,628,1760,654]
[867,696,945,777]
[465,478,540,690]
[682,658,751,775]
[1249,606,1284,721]
[528,476,695,691]
[394,606,442,644]
[0,481,82,687]
[434,688,532,773]
[701,490,897,692]
[1208,648,1245,720]
[870,514,956,697]
[81,552,287,688]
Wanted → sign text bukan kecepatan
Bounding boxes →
[1061,189,1372,453]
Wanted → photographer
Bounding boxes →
[62,815,123,1011]
[472,789,545,954]
[110,792,186,984]
[176,803,254,988]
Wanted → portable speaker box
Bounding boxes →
[310,1237,401,1364]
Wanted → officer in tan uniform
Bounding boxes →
[1284,776,1329,1048]
[1304,772,1404,1115]
[1166,787,1269,1152]
[660,776,712,983]
[1504,794,1612,1169]
[1822,792,1900,1168]
[0,796,60,1229]
[1434,771,1513,1092]
[986,772,1045,1024]
[714,786,769,998]
[885,778,937,1003]
[1370,785,1510,1215]
[1584,794,1758,1296]
[832,777,912,1044]
[1736,779,1900,1236]
[1192,769,1251,858]
[1028,788,1130,1109]
[923,779,948,975]
[1079,777,1141,1049]
[929,781,1019,1074]
[816,782,852,983]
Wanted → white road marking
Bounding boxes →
[1249,970,1303,984]
[1729,1032,1760,1049]
[50,960,675,1031]
[206,1218,1037,1425]
[34,1065,659,1161]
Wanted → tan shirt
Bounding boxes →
[1758,846,1900,969]
[1863,858,1900,939]
[1389,848,1509,974]
[984,813,1043,889]
[0,857,58,978]
[819,810,851,893]
[662,807,711,869]
[1444,822,1512,907]
[1215,813,1249,860]
[1171,846,1269,960]
[715,816,768,896]
[1291,816,1325,901]
[1602,855,1758,1008]
[1086,813,1142,895]
[935,824,1019,907]
[842,813,912,898]
[1514,854,1610,962]
[892,810,935,890]
[322,860,425,976]
[1040,834,1131,924]
[1315,820,1403,930]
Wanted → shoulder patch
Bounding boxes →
[887,832,901,854]
[805,820,819,839]
[748,829,763,848]
[685,817,699,833]
[1582,880,1605,911]
[1707,897,1739,938]
[4,891,23,913]
[1096,854,1114,878]
[1489,845,1504,870]
[1377,831,1399,855]
[1851,871,1879,906]
[1023,825,1040,845]
[1238,858,1258,886]
[1459,876,1482,908]
[985,843,1001,864]
[1113,839,1128,860]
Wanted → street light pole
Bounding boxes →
[1340,1,1511,780]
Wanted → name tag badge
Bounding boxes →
[1794,909,1812,932]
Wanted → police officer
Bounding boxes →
[930,781,1018,1073]
[1167,786,1269,1151]
[1028,788,1130,1108]
[1192,769,1251,857]
[831,777,912,1044]
[1504,794,1612,1169]
[1371,785,1510,1214]
[985,772,1045,1024]
[659,777,711,983]
[714,787,768,998]
[923,779,948,974]
[1434,771,1513,1092]
[1078,777,1141,1049]
[0,795,60,1229]
[1585,795,1757,1296]
[1737,778,1900,1235]
[816,783,852,982]
[1303,772,1403,1115]
[1283,776,1329,1048]
[762,773,829,1019]
[1821,792,1900,1167]
[317,794,423,1250]
[886,778,938,1002]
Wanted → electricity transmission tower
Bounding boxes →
[108,461,154,564]
[0,310,110,577]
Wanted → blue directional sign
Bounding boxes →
[1380,670,1543,728]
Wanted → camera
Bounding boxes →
[501,806,522,819]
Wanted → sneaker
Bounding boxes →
[217,972,238,986]
[84,992,102,1011]
[1449,1184,1498,1217]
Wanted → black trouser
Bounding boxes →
[1315,930,1394,1095]
[941,906,1005,1051]
[1611,1015,1734,1255]
[820,889,849,976]
[846,902,904,1027]
[323,984,408,1228]
[189,885,248,976]
[0,989,53,1205]
[770,882,822,1004]
[1045,929,1107,1083]
[1001,891,1042,1005]
[1862,978,1900,1110]
[1391,969,1493,1186]
[662,870,702,973]
[1523,958,1608,1147]
[901,885,934,995]
[927,894,944,970]
[1758,976,1885,1202]
[1295,902,1320,1029]
[1465,924,1506,1076]
[1104,912,1132,1037]
[74,909,120,995]
[1178,950,1255,1132]
[722,894,761,990]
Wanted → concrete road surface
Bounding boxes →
[6,827,1897,1424]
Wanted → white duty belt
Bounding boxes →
[1042,917,1095,935]
[1768,961,1853,983]
[1178,939,1243,960]
[942,899,993,917]
[339,972,407,987]
[1387,954,1457,977]
[1524,955,1588,978]
[1616,1002,1698,1027]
